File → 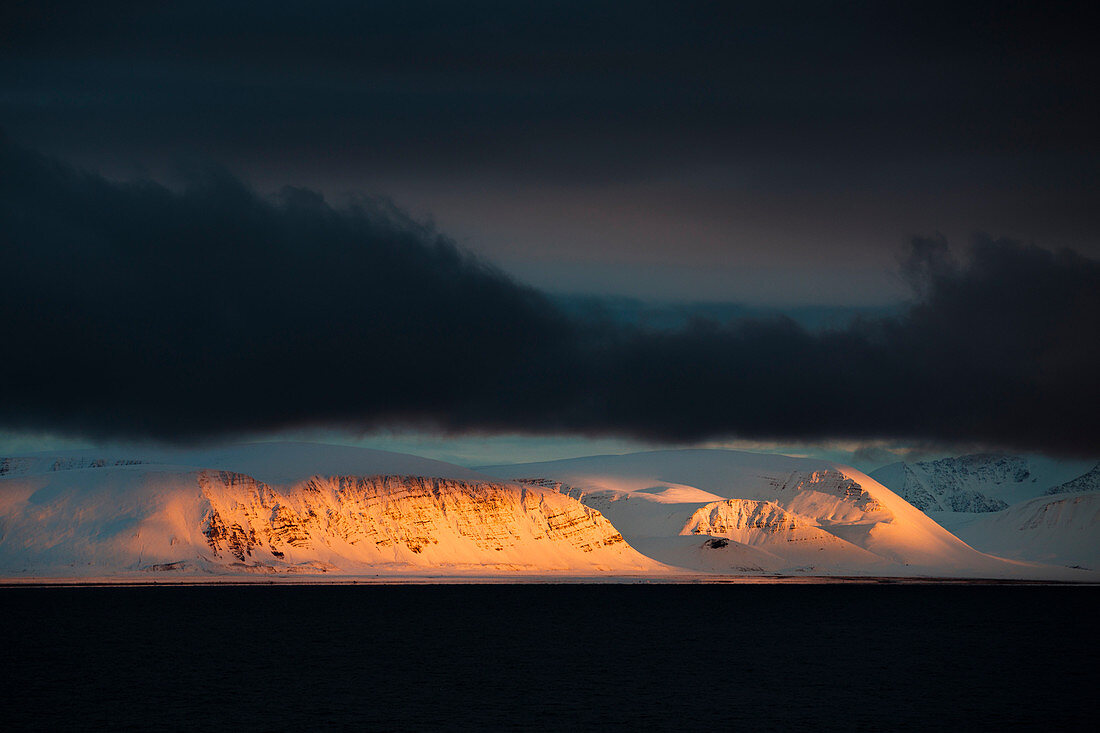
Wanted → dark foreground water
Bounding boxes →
[1,585,1095,732]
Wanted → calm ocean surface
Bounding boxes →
[1,584,1095,731]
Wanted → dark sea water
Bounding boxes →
[1,585,1095,732]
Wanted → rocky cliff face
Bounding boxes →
[0,462,660,576]
[195,471,630,567]
[683,500,800,537]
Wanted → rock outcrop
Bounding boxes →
[0,447,662,577]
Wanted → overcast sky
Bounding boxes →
[3,1,1097,303]
[1,2,1097,464]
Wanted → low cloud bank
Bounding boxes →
[2,139,1097,454]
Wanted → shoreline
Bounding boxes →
[2,574,1094,587]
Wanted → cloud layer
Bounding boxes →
[2,140,1097,454]
[3,2,1098,304]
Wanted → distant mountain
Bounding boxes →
[871,454,1100,568]
[482,450,1073,579]
[0,441,489,485]
[870,454,1095,513]
[939,492,1100,570]
[1046,463,1100,495]
[0,443,662,578]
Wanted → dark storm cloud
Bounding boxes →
[3,1,1099,308]
[2,1,1097,189]
[2,140,1098,454]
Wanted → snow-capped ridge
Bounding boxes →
[0,455,146,478]
[1,441,489,484]
[1046,463,1100,496]
[870,454,1097,513]
[0,447,665,577]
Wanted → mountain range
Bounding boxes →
[0,443,1095,581]
[870,454,1100,569]
[869,455,1098,512]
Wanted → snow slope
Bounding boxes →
[482,450,1080,578]
[0,443,664,577]
[870,455,1096,513]
[0,442,488,485]
[930,492,1100,569]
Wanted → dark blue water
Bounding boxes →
[1,585,1095,731]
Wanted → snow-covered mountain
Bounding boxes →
[933,492,1100,570]
[1046,463,1100,495]
[0,443,663,578]
[852,454,1100,569]
[869,454,1095,513]
[482,450,1078,578]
